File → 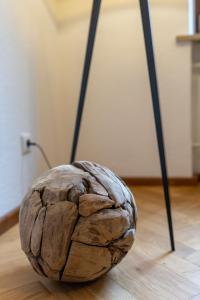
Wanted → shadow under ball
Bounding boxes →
[19,161,137,282]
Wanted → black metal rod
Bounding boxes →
[139,0,175,251]
[70,0,101,163]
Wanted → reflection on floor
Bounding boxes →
[1,185,200,300]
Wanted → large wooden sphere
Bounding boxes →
[19,161,137,282]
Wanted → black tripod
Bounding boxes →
[70,0,175,251]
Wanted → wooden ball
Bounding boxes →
[19,161,137,282]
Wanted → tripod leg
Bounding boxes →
[70,0,102,163]
[139,0,175,251]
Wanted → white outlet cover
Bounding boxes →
[20,133,31,155]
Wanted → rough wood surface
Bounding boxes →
[62,241,112,282]
[20,191,42,254]
[72,208,130,246]
[79,194,115,217]
[41,201,78,274]
[19,161,137,282]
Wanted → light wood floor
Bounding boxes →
[1,185,200,300]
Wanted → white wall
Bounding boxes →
[0,0,193,217]
[35,0,192,177]
[0,0,39,217]
[32,0,193,178]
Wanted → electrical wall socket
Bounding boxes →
[20,133,31,155]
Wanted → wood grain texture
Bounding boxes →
[19,162,137,282]
[62,241,112,282]
[72,208,130,246]
[1,185,200,299]
[79,194,115,217]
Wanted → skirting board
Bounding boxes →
[122,176,199,186]
[0,207,19,236]
[0,176,198,236]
